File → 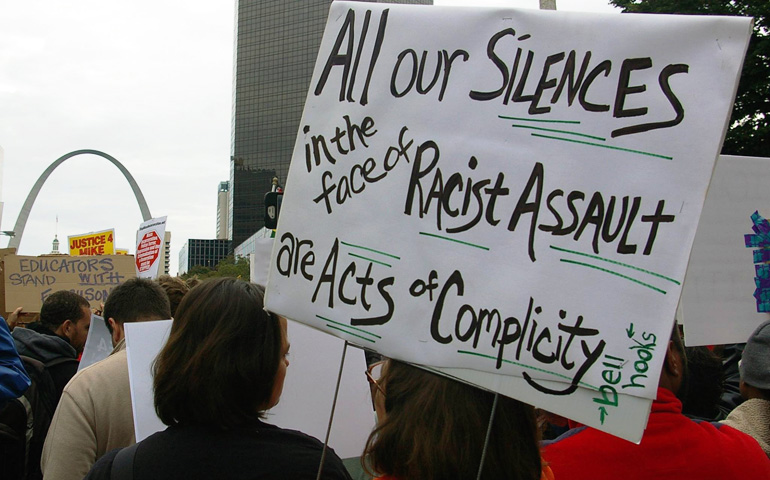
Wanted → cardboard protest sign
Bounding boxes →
[68,229,116,256]
[77,314,112,372]
[4,254,136,311]
[135,216,166,279]
[681,156,770,346]
[264,3,751,441]
[0,247,17,316]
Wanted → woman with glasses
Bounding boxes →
[363,359,548,480]
[85,278,352,480]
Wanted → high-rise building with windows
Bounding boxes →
[229,0,432,250]
[157,231,171,276]
[216,181,230,240]
[178,238,233,275]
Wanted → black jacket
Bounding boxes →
[11,324,78,400]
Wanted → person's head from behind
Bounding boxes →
[681,346,724,419]
[184,275,202,290]
[103,277,171,346]
[40,290,92,354]
[153,277,289,429]
[739,319,770,401]
[364,359,542,480]
[156,274,190,318]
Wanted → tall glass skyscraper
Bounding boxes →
[229,0,431,250]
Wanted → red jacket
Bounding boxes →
[543,387,770,479]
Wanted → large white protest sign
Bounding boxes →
[681,155,770,346]
[135,216,166,279]
[265,3,751,441]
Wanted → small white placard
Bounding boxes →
[78,315,112,372]
[125,319,173,442]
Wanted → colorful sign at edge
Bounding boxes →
[68,229,115,256]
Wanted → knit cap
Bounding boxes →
[740,319,770,390]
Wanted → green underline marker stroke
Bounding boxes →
[531,133,673,160]
[326,324,376,343]
[419,232,489,251]
[316,315,382,339]
[498,115,580,125]
[560,258,667,294]
[348,253,391,268]
[550,245,680,285]
[457,350,599,391]
[341,241,401,260]
[512,124,606,142]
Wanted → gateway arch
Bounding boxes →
[8,149,152,250]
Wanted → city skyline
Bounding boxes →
[0,0,619,274]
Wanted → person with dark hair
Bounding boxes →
[11,290,91,397]
[681,346,725,421]
[100,277,173,344]
[38,290,92,350]
[542,322,770,479]
[42,277,171,480]
[156,274,190,317]
[363,359,545,480]
[715,343,745,417]
[2,293,89,480]
[84,277,351,480]
[722,319,770,457]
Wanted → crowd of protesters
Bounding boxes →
[2,273,770,480]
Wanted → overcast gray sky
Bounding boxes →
[0,0,618,275]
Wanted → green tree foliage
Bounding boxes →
[180,255,250,281]
[610,0,769,156]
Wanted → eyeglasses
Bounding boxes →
[365,361,386,409]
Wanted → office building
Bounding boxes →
[233,227,274,260]
[178,238,232,275]
[157,231,171,276]
[216,181,230,240]
[229,0,432,250]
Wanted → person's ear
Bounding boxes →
[739,380,749,400]
[58,319,73,338]
[664,340,681,377]
[108,318,123,346]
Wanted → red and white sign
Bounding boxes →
[136,231,161,273]
[135,216,166,279]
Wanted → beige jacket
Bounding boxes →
[41,339,135,480]
[722,398,770,458]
